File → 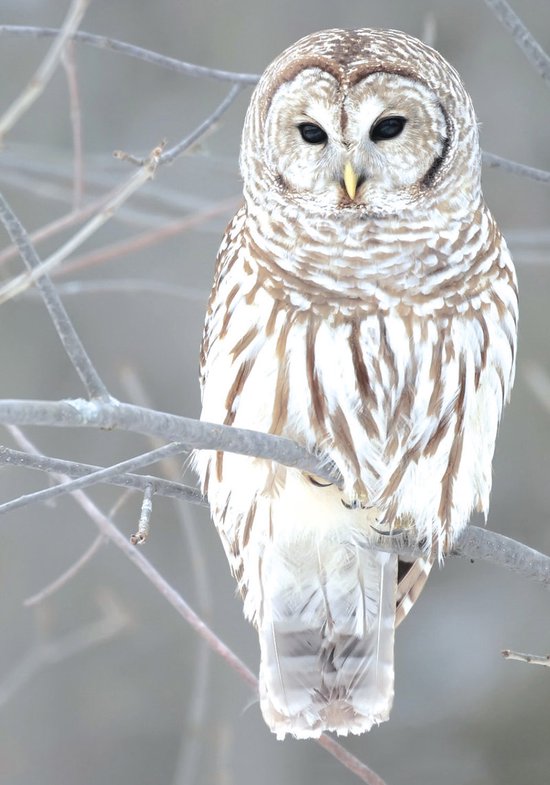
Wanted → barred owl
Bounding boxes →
[196,28,518,739]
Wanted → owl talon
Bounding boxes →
[306,473,333,488]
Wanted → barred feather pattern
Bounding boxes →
[196,28,518,739]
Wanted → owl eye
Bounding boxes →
[297,122,328,144]
[370,116,407,142]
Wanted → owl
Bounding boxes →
[196,29,518,739]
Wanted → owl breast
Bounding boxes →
[199,205,517,566]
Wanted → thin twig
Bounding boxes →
[0,442,199,515]
[121,368,213,785]
[482,152,550,184]
[159,84,244,166]
[23,278,208,302]
[57,195,240,276]
[0,444,204,511]
[131,484,153,545]
[0,596,127,709]
[23,533,105,607]
[0,193,110,399]
[502,649,550,667]
[0,26,260,84]
[0,146,162,304]
[61,40,84,208]
[483,0,550,86]
[0,194,132,268]
[316,735,388,785]
[0,1,91,142]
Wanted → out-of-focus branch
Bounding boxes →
[0,26,260,84]
[24,533,105,607]
[159,84,244,165]
[0,192,110,399]
[482,152,550,184]
[0,1,91,142]
[61,40,85,208]
[502,649,550,667]
[0,147,162,304]
[0,595,127,709]
[58,195,240,276]
[483,0,550,86]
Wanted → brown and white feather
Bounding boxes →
[196,28,517,739]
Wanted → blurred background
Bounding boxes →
[0,1,549,784]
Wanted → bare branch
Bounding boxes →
[0,595,127,709]
[482,152,550,184]
[159,84,244,166]
[0,26,260,84]
[484,0,550,86]
[0,443,204,514]
[316,735,388,785]
[131,484,153,545]
[0,195,120,268]
[0,1,91,142]
[502,649,550,667]
[373,525,550,588]
[0,192,110,399]
[61,40,84,208]
[24,278,208,302]
[0,398,337,482]
[1,399,549,589]
[0,147,162,304]
[0,444,203,510]
[58,195,240,276]
[23,533,105,607]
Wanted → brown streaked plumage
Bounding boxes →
[196,28,518,739]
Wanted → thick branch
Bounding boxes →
[0,398,549,589]
[0,398,337,482]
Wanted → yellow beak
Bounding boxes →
[343,161,358,200]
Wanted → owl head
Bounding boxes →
[240,29,481,219]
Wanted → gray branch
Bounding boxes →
[0,26,260,84]
[2,25,549,188]
[0,397,549,590]
[482,152,550,184]
[484,0,550,86]
[0,192,110,400]
[0,445,204,514]
[0,398,337,481]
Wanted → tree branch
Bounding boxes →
[0,193,110,399]
[0,26,260,84]
[483,0,550,86]
[482,152,550,184]
[0,398,549,589]
[0,398,337,482]
[0,1,91,142]
[0,444,204,513]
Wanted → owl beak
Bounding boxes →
[343,161,359,200]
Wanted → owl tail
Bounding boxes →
[257,547,398,739]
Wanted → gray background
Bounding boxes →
[0,1,549,784]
